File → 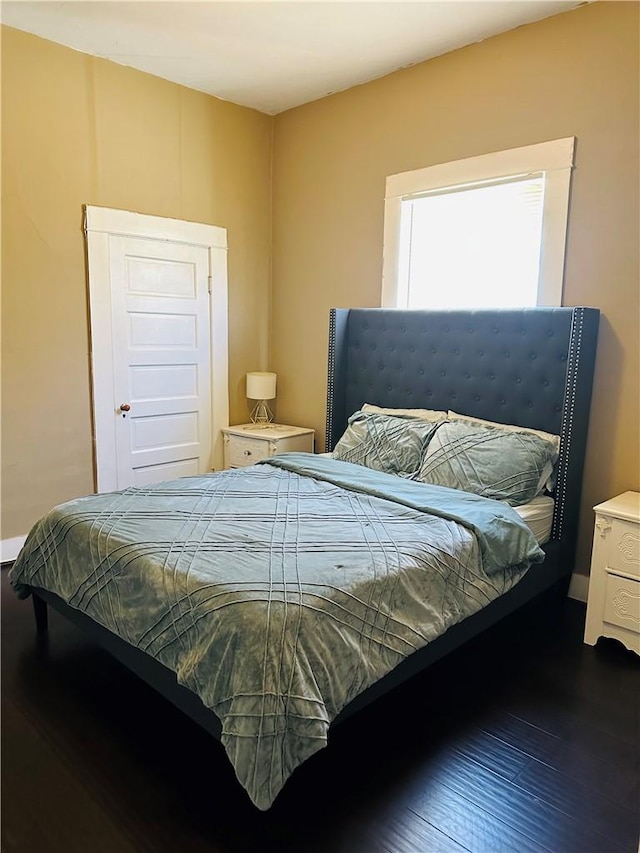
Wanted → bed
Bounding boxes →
[9,306,600,810]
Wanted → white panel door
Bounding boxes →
[109,237,212,488]
[85,206,229,494]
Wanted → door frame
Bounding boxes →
[84,205,229,493]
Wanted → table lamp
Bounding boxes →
[246,372,277,426]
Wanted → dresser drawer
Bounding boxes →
[603,573,640,632]
[584,492,640,655]
[226,436,270,468]
[603,517,640,579]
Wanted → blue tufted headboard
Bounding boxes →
[326,307,599,571]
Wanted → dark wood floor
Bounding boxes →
[2,566,638,853]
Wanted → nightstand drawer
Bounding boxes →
[222,423,315,470]
[603,573,640,632]
[604,518,640,579]
[226,436,270,468]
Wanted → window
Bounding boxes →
[382,138,575,309]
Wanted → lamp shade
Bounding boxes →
[246,371,276,400]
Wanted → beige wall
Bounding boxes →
[1,26,273,539]
[271,1,639,574]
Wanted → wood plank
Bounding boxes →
[1,700,141,853]
[414,748,631,853]
[373,809,471,853]
[499,665,640,746]
[512,758,639,848]
[532,739,640,815]
[478,704,637,794]
[447,725,531,781]
[475,709,561,759]
[404,778,549,853]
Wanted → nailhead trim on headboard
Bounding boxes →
[552,306,584,541]
[326,308,337,454]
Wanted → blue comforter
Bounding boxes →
[10,453,543,809]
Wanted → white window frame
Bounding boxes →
[381,137,575,309]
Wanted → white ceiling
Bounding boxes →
[1,1,585,115]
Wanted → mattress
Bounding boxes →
[514,495,554,545]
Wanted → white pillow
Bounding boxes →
[363,403,447,422]
[447,411,560,456]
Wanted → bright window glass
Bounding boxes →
[398,174,545,309]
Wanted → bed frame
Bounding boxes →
[30,307,600,740]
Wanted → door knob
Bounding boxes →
[119,403,131,412]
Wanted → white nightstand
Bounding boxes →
[584,491,640,655]
[222,423,314,469]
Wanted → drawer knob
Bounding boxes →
[244,450,252,456]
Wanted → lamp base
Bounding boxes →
[249,400,274,426]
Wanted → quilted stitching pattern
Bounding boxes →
[333,411,441,476]
[418,420,556,506]
[10,460,537,810]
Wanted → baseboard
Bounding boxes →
[1,535,26,564]
[568,572,589,603]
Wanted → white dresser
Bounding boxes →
[222,423,314,469]
[584,491,640,655]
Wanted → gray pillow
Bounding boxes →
[333,411,441,477]
[417,420,556,506]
